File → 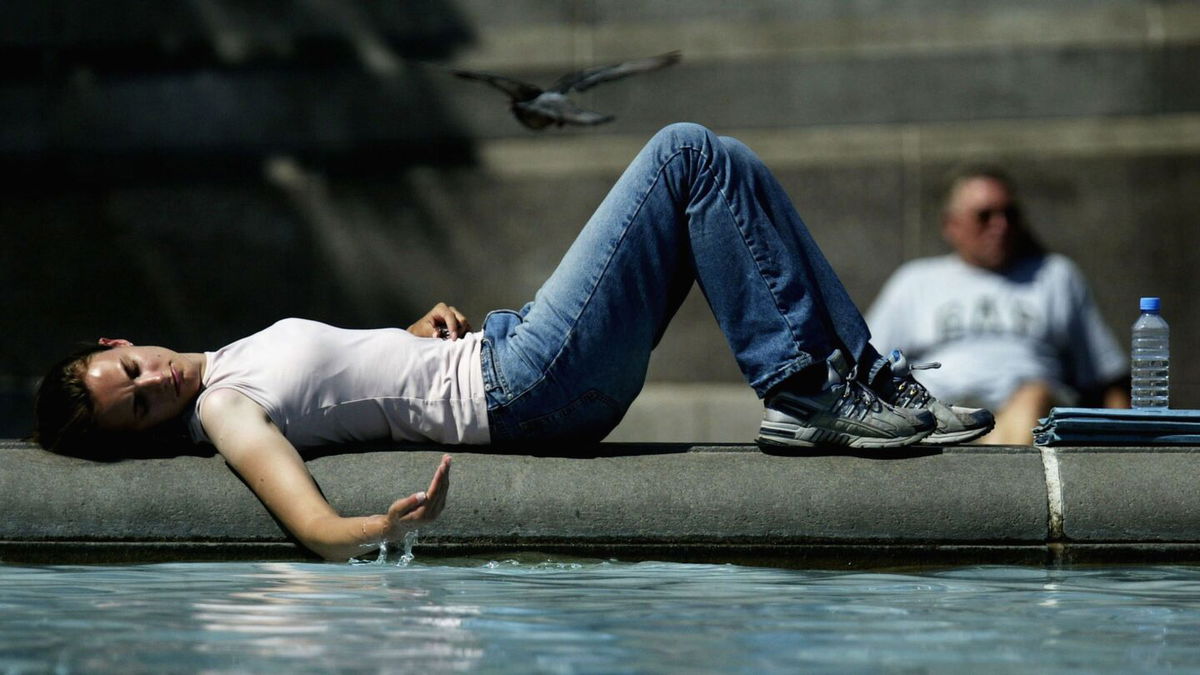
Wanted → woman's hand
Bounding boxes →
[378,454,452,542]
[408,303,472,340]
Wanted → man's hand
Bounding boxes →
[381,454,451,541]
[408,303,472,340]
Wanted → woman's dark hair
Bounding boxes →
[34,344,113,458]
[34,344,195,461]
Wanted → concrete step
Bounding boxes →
[5,44,1198,159]
[8,2,1200,73]
[4,440,1200,567]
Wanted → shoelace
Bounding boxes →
[834,379,884,420]
[892,361,941,408]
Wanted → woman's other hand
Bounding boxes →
[381,454,451,540]
[408,303,472,340]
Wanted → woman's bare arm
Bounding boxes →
[198,388,451,561]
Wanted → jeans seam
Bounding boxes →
[692,143,808,393]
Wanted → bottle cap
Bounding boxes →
[1140,296,1161,312]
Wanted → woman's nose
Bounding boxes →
[137,370,169,390]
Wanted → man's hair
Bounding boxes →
[941,163,1045,259]
[34,344,114,458]
[941,164,1017,212]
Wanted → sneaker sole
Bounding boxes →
[756,420,933,449]
[921,422,996,445]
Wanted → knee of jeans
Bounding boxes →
[717,135,759,165]
[653,122,716,151]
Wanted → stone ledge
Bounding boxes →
[3,441,1199,566]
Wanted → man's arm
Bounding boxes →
[1102,382,1131,409]
[199,388,450,561]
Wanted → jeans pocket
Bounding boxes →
[516,388,624,442]
[479,336,510,404]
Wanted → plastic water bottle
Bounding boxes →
[1131,296,1170,409]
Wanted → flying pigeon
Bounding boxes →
[453,51,681,130]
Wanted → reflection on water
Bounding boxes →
[3,559,1200,672]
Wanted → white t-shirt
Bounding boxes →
[187,318,489,446]
[866,253,1126,410]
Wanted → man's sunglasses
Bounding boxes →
[973,205,1020,224]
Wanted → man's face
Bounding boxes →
[942,177,1021,271]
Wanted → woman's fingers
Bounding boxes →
[387,491,428,519]
[418,455,450,519]
[408,303,470,339]
[386,455,451,526]
[426,454,451,514]
[434,304,470,339]
[452,308,471,334]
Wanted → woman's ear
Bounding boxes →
[97,337,134,348]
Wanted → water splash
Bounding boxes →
[350,530,417,566]
[397,530,418,567]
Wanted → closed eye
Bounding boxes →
[124,360,145,420]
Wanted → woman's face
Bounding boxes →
[83,344,202,433]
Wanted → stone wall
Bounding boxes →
[4,1,1198,438]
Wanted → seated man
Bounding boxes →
[866,166,1129,444]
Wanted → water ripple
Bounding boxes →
[4,561,1200,672]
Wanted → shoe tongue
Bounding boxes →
[826,349,851,386]
[887,349,911,378]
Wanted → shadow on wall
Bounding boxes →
[0,0,482,436]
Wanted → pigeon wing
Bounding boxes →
[517,96,615,126]
[452,70,543,101]
[550,51,681,94]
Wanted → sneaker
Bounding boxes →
[757,351,936,449]
[880,350,995,444]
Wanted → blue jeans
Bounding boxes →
[481,123,880,444]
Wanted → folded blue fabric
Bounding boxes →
[1041,407,1200,422]
[1035,431,1200,445]
[1049,420,1200,433]
[1034,407,1200,446]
